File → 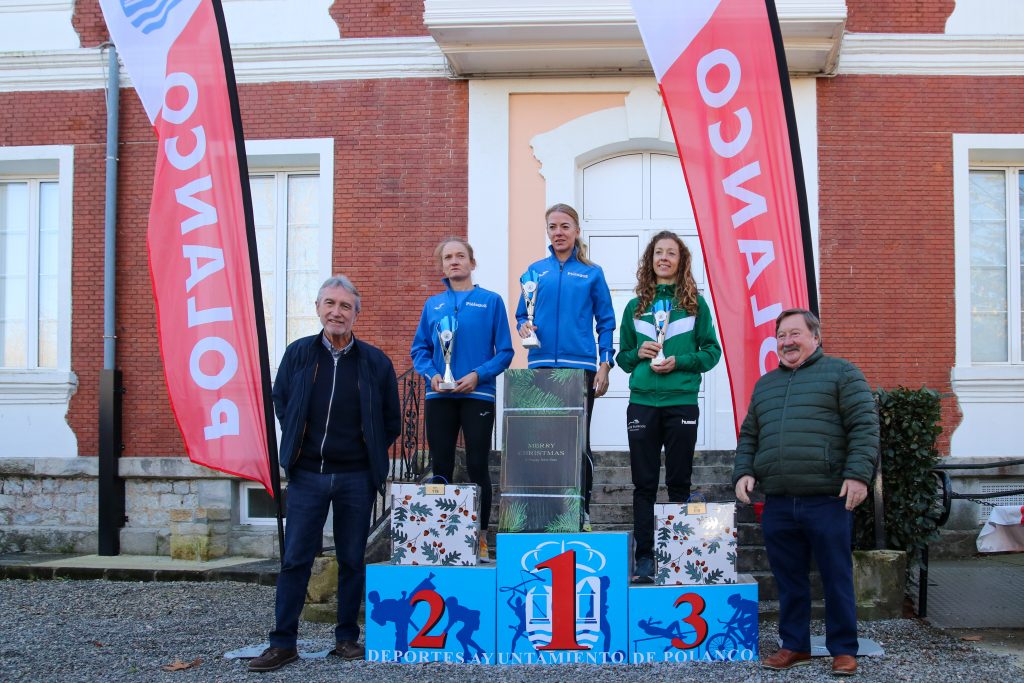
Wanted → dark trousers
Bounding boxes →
[762,495,858,656]
[626,403,699,560]
[426,397,496,530]
[583,370,596,514]
[270,467,374,648]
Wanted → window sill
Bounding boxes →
[0,369,78,405]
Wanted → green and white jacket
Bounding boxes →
[616,285,722,407]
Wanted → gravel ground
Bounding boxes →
[1,579,1020,682]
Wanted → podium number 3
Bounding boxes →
[536,549,587,651]
[409,589,448,648]
[671,593,708,650]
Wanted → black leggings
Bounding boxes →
[583,370,596,514]
[425,398,496,530]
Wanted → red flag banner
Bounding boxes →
[99,0,273,492]
[630,0,816,431]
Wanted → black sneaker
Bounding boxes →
[330,640,364,661]
[248,646,299,672]
[632,556,655,584]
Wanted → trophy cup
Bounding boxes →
[437,315,458,390]
[652,300,672,366]
[520,270,542,349]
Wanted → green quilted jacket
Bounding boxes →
[732,347,878,496]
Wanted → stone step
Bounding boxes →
[484,449,737,469]
[589,482,737,504]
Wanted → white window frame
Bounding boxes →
[951,134,1024,457]
[0,145,75,399]
[966,165,1023,365]
[244,138,334,370]
[239,480,286,526]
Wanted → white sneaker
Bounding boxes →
[582,512,592,532]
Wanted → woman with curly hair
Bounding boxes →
[616,230,721,583]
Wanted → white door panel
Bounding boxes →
[582,154,644,220]
[650,153,694,221]
[580,152,731,450]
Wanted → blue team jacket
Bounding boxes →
[410,280,514,401]
[514,246,616,371]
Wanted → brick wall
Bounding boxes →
[845,0,956,34]
[2,78,467,457]
[817,75,1024,451]
[71,0,429,44]
[331,0,428,37]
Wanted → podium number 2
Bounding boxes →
[409,589,448,648]
[671,593,708,650]
[535,549,587,651]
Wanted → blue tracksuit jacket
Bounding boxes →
[410,280,514,401]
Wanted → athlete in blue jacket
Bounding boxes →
[515,203,616,530]
[411,238,514,560]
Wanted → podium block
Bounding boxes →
[365,564,496,664]
[499,369,588,533]
[495,532,629,665]
[627,577,759,664]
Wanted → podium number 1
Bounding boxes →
[535,549,587,651]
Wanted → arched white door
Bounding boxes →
[580,151,731,450]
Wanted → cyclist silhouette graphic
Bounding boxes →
[706,593,759,654]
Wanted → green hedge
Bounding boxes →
[853,386,944,566]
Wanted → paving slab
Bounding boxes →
[924,554,1024,629]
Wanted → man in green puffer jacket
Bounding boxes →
[733,309,878,678]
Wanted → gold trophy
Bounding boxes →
[652,300,671,366]
[437,315,458,390]
[520,270,542,349]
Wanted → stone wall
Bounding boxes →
[0,457,281,559]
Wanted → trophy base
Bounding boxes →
[521,336,541,349]
[438,382,457,391]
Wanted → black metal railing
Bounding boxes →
[369,368,429,530]
[916,458,1024,617]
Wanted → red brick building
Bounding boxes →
[1,0,1022,556]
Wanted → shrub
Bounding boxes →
[853,386,944,568]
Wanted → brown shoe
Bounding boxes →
[330,640,364,661]
[248,646,299,672]
[762,648,812,670]
[832,654,857,676]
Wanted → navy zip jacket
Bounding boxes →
[410,280,514,402]
[273,331,400,491]
[514,246,616,371]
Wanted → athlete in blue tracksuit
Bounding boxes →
[515,204,616,528]
[410,238,513,558]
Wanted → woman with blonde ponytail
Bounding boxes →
[515,203,616,531]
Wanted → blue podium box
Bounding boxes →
[365,564,497,664]
[627,576,759,664]
[495,532,630,665]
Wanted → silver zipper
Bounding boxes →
[320,353,339,473]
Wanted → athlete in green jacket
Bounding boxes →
[616,231,721,583]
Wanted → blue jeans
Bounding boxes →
[762,495,858,656]
[270,467,375,648]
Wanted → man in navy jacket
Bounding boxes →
[250,275,400,672]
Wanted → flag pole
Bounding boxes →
[764,0,819,316]
[209,0,285,558]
